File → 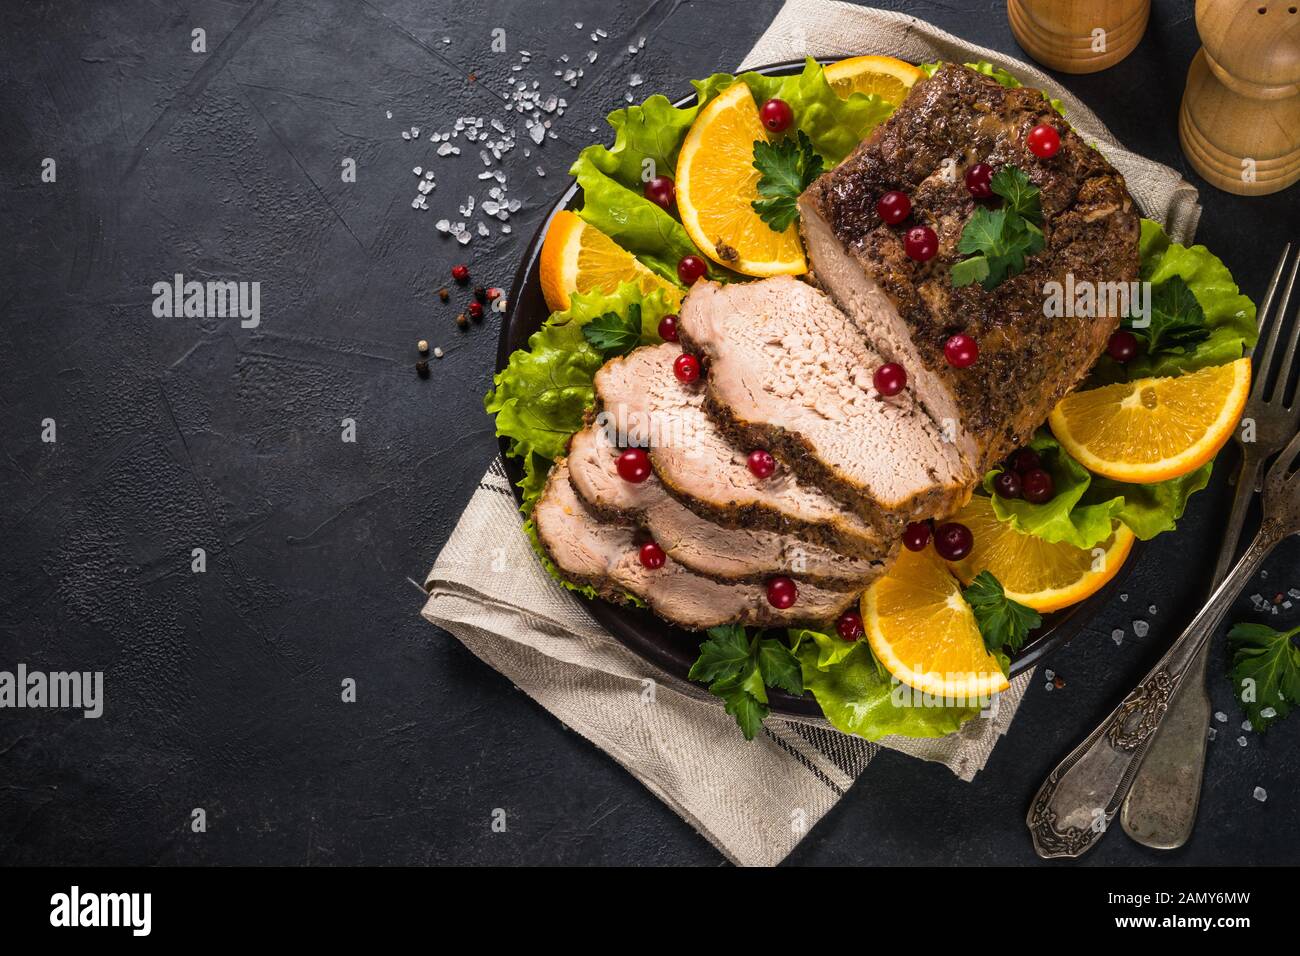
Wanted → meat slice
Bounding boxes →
[799,63,1140,471]
[677,276,972,531]
[566,424,893,586]
[593,343,884,557]
[532,459,860,628]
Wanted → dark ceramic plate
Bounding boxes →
[497,59,1137,717]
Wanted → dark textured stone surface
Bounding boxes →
[0,0,1295,866]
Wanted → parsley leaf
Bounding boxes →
[580,304,643,359]
[951,165,1044,290]
[751,130,824,232]
[990,166,1042,224]
[689,624,803,740]
[756,637,804,695]
[962,570,1042,656]
[1227,622,1300,732]
[688,623,751,683]
[1124,275,1211,359]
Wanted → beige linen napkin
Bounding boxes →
[422,2,1201,867]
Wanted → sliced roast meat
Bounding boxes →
[532,459,860,628]
[677,276,973,531]
[592,343,885,557]
[799,62,1139,472]
[566,424,893,586]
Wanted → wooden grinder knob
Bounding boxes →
[1008,0,1150,73]
[1180,0,1300,195]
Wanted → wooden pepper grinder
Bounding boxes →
[1007,0,1150,73]
[1179,0,1300,196]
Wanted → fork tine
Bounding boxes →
[1254,247,1300,402]
[1255,243,1292,335]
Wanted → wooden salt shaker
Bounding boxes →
[1007,0,1150,73]
[1179,0,1300,196]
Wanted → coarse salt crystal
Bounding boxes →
[1242,719,1252,731]
[1111,628,1124,645]
[1237,735,1248,747]
[434,347,444,358]
[1215,711,1227,722]
[1261,706,1278,719]
[1132,620,1149,638]
[1253,786,1267,802]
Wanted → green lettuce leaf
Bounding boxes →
[581,93,701,191]
[485,282,671,462]
[984,431,1211,549]
[1091,219,1257,383]
[569,152,708,285]
[791,630,979,740]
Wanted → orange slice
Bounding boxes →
[861,546,1010,699]
[538,210,682,314]
[675,81,806,277]
[946,496,1136,613]
[823,55,923,104]
[1048,358,1251,483]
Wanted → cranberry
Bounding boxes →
[965,162,994,198]
[873,362,907,397]
[993,470,1022,500]
[933,522,974,561]
[1021,468,1055,504]
[904,225,939,262]
[747,449,776,479]
[766,576,798,609]
[1107,330,1139,363]
[836,610,864,642]
[486,287,502,301]
[877,190,912,225]
[759,98,794,133]
[677,255,707,285]
[1008,448,1041,475]
[657,314,680,342]
[944,333,979,368]
[468,301,484,319]
[1027,123,1061,158]
[451,264,470,282]
[673,352,701,383]
[639,541,666,569]
[616,448,652,483]
[644,175,676,212]
[902,521,931,552]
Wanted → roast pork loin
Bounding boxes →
[798,63,1139,472]
[677,276,973,532]
[566,424,893,586]
[593,343,885,557]
[532,459,861,628]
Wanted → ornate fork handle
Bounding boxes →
[1027,523,1283,859]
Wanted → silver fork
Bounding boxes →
[1026,381,1300,860]
[1121,243,1300,849]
